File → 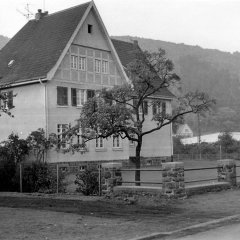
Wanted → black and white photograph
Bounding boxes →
[0,0,240,239]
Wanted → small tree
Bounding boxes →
[2,133,29,163]
[26,128,57,162]
[0,92,15,117]
[66,49,215,185]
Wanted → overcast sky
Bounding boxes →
[0,0,240,53]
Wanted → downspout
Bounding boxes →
[39,78,49,162]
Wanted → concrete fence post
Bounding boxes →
[162,162,185,198]
[217,159,236,186]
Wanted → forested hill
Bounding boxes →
[113,36,240,134]
[0,35,9,50]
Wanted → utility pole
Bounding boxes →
[197,113,201,160]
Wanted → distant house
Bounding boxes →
[176,124,193,138]
[0,1,174,165]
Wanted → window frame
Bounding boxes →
[102,60,109,74]
[71,55,78,69]
[79,56,86,71]
[96,137,104,149]
[57,124,69,149]
[113,135,122,149]
[94,59,101,73]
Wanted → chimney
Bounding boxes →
[35,9,48,20]
[133,40,138,46]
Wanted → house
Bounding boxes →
[176,124,193,138]
[0,1,174,166]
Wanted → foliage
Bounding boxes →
[218,131,239,154]
[26,128,57,162]
[0,146,17,191]
[75,167,99,196]
[1,133,29,163]
[22,162,65,193]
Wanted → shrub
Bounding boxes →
[75,167,99,195]
[22,162,66,193]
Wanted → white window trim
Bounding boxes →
[112,135,122,149]
[79,56,86,71]
[95,59,101,73]
[102,60,109,74]
[71,55,78,70]
[57,124,69,149]
[96,137,104,149]
[76,89,86,107]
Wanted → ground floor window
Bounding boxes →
[57,124,68,148]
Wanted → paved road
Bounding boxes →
[175,223,240,240]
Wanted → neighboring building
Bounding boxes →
[0,1,174,164]
[182,132,240,145]
[176,124,193,138]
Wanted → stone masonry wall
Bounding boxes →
[217,159,236,186]
[162,162,185,198]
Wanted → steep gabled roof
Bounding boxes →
[111,39,175,98]
[0,2,91,85]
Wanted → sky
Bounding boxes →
[0,0,240,53]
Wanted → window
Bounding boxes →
[87,89,95,99]
[77,89,85,106]
[57,124,68,148]
[152,101,166,115]
[71,55,78,69]
[57,87,68,106]
[71,89,95,107]
[96,137,104,148]
[88,24,92,34]
[95,59,101,73]
[129,134,135,146]
[102,60,109,74]
[1,91,13,110]
[113,135,122,148]
[79,56,86,71]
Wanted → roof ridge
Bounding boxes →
[44,1,91,18]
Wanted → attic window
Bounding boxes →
[88,24,92,34]
[8,60,15,68]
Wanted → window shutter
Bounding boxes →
[143,101,148,115]
[152,103,157,115]
[87,89,95,99]
[162,102,166,115]
[57,87,68,106]
[71,88,77,106]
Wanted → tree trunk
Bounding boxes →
[135,138,142,186]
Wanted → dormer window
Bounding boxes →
[88,24,92,34]
[8,60,15,68]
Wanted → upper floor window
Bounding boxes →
[88,24,93,34]
[79,56,86,71]
[57,87,68,106]
[96,137,104,149]
[95,59,101,73]
[71,88,95,107]
[152,101,166,115]
[71,55,78,69]
[102,60,109,74]
[57,124,68,149]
